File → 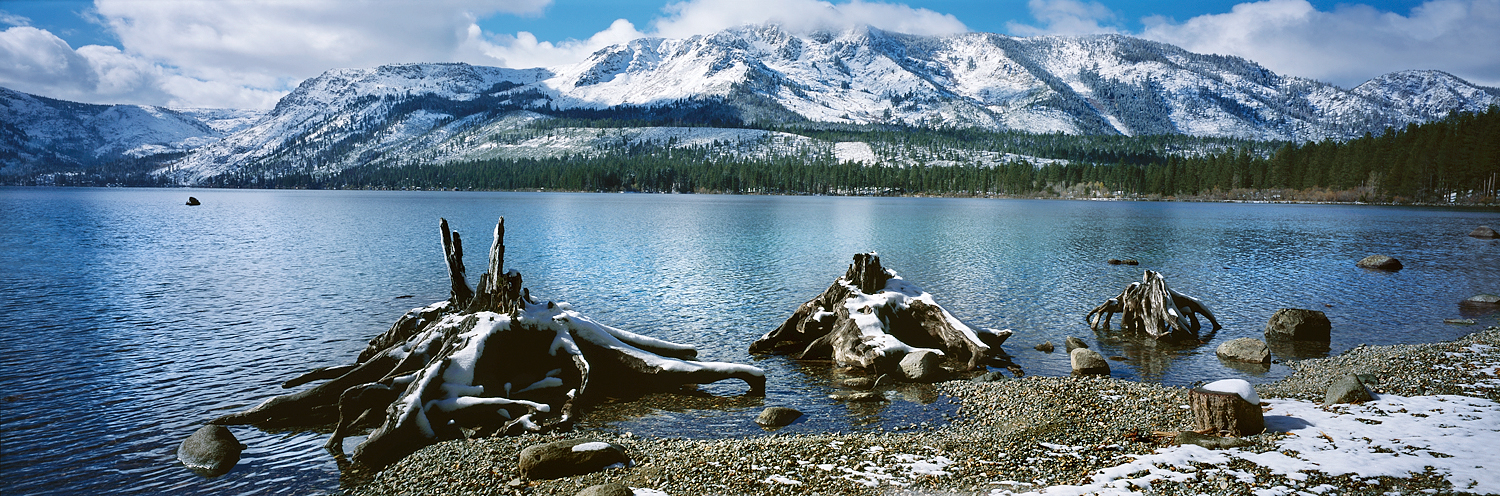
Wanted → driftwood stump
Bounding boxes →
[1086,270,1221,341]
[1188,386,1264,436]
[750,252,1019,378]
[208,217,765,470]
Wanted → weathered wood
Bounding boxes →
[750,252,1017,377]
[440,218,473,308]
[1188,386,1264,436]
[208,216,766,471]
[1086,270,1220,341]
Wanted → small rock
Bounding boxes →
[754,407,803,427]
[1216,337,1271,364]
[518,439,630,480]
[1064,336,1089,353]
[899,350,946,382]
[185,196,201,206]
[1470,226,1499,239]
[1107,258,1139,265]
[839,377,876,389]
[1464,294,1500,305]
[1174,431,1253,449]
[1035,341,1055,353]
[969,371,1007,383]
[1323,373,1375,405]
[1265,308,1332,342]
[1444,318,1477,325]
[843,391,888,402]
[177,425,244,477]
[577,483,633,496]
[1356,255,1403,271]
[1070,348,1110,376]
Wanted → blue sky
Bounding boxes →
[1,0,1493,109]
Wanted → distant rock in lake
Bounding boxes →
[1470,226,1499,239]
[1356,255,1402,271]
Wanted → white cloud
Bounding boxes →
[478,0,968,72]
[1,10,33,27]
[1006,0,1120,36]
[1139,0,1500,87]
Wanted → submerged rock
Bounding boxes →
[1356,255,1403,271]
[1470,226,1499,239]
[1035,341,1055,353]
[1464,294,1500,305]
[177,425,244,477]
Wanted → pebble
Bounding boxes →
[354,328,1500,496]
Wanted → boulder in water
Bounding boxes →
[1470,226,1498,239]
[1265,308,1332,342]
[177,425,244,477]
[1356,255,1402,271]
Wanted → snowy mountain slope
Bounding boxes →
[10,24,1495,183]
[0,87,264,175]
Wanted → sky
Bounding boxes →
[1,0,1497,110]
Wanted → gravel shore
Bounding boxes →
[353,326,1500,496]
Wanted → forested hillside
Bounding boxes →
[182,106,1498,205]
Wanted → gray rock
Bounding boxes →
[839,377,876,389]
[843,391,887,402]
[1265,308,1332,342]
[970,371,1008,383]
[1470,226,1499,239]
[1070,348,1110,376]
[1174,431,1254,449]
[1356,255,1403,271]
[518,439,630,480]
[177,425,244,478]
[577,483,633,496]
[1216,337,1271,364]
[754,407,803,427]
[1464,294,1500,305]
[1064,337,1089,353]
[899,350,946,382]
[1035,341,1055,353]
[1323,373,1375,405]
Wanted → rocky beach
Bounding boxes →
[353,325,1500,496]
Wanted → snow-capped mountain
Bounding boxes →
[0,87,266,176]
[5,24,1496,183]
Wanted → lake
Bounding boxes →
[1,187,1496,494]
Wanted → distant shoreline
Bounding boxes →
[8,184,1499,209]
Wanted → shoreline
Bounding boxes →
[353,325,1500,496]
[7,185,1499,209]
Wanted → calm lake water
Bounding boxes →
[2,187,1497,494]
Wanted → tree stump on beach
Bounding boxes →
[749,252,1020,377]
[1086,270,1221,341]
[206,217,765,471]
[1189,382,1263,437]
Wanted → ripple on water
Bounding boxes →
[1,189,1495,495]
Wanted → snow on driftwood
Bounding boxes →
[749,252,1017,379]
[208,217,764,470]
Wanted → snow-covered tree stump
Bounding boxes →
[209,217,765,470]
[1189,380,1263,437]
[749,252,1017,378]
[1085,270,1221,342]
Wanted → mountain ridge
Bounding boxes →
[2,24,1496,184]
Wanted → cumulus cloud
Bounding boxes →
[2,0,553,108]
[1139,0,1500,87]
[1006,0,1120,36]
[478,0,968,72]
